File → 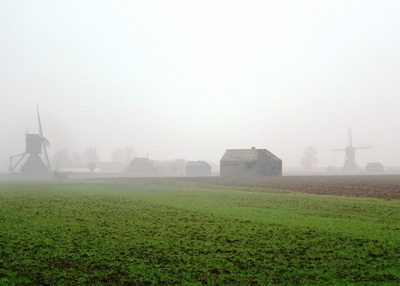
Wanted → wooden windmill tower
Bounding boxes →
[9,106,51,173]
[332,129,372,171]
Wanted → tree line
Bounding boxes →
[52,146,187,174]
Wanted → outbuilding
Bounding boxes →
[220,147,282,177]
[366,162,384,173]
[127,157,155,173]
[186,161,212,177]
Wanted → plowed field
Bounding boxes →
[176,175,400,199]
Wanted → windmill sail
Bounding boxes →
[37,105,43,137]
[348,128,353,147]
[42,137,50,147]
[332,128,372,171]
[37,105,51,171]
[9,106,52,173]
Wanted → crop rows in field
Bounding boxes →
[174,175,400,199]
[0,180,399,285]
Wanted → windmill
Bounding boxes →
[9,106,51,173]
[332,129,372,171]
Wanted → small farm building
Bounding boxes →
[220,147,282,177]
[186,161,212,177]
[366,162,384,173]
[127,157,155,173]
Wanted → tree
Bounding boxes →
[122,146,136,166]
[82,147,99,172]
[169,159,187,173]
[70,150,81,162]
[153,159,187,174]
[52,148,71,170]
[300,146,318,169]
[112,146,136,167]
[111,148,123,163]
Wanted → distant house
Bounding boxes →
[366,162,384,173]
[127,157,155,173]
[220,147,282,177]
[186,161,212,177]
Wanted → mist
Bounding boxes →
[1,1,400,173]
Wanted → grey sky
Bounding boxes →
[1,1,399,171]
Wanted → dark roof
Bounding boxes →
[366,162,384,167]
[186,161,211,167]
[221,147,281,162]
[130,157,153,165]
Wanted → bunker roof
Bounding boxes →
[186,161,211,167]
[130,157,153,165]
[221,147,281,162]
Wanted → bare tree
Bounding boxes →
[169,159,187,173]
[301,146,318,169]
[112,146,136,167]
[111,148,123,163]
[153,159,187,174]
[82,147,99,172]
[123,146,136,166]
[70,150,81,162]
[52,148,71,170]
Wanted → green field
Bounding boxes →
[0,178,399,285]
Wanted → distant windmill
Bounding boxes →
[332,129,372,171]
[9,106,51,173]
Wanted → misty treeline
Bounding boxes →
[111,146,136,167]
[51,146,187,174]
[52,147,101,172]
[153,159,187,174]
[52,146,136,170]
[300,146,318,170]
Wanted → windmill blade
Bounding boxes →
[42,137,50,148]
[354,145,373,149]
[9,153,27,172]
[37,105,52,171]
[42,142,52,171]
[348,128,353,147]
[38,106,50,147]
[37,105,44,137]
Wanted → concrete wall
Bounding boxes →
[186,165,211,177]
[220,160,282,177]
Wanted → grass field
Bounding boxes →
[0,177,399,285]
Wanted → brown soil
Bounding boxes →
[175,175,400,200]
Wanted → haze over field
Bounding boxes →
[1,1,399,172]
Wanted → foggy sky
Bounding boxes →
[1,1,399,172]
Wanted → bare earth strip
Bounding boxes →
[175,175,400,200]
